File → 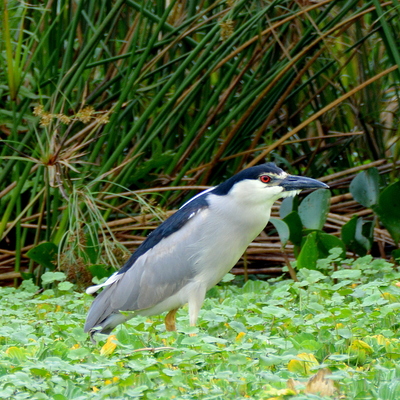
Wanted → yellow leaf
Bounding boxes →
[100,335,118,356]
[287,353,319,375]
[381,292,397,302]
[236,332,246,341]
[371,334,391,346]
[350,340,373,353]
[6,347,27,361]
[261,384,297,398]
[349,339,373,364]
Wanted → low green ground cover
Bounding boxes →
[1,253,400,399]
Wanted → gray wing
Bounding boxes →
[84,209,209,332]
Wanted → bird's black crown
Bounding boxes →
[213,163,283,196]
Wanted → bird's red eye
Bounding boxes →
[260,175,271,183]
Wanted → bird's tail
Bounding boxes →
[84,285,123,338]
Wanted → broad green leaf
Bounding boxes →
[297,231,319,269]
[342,216,373,256]
[300,269,327,284]
[331,269,361,280]
[221,273,235,282]
[283,211,303,246]
[58,281,74,291]
[30,368,51,378]
[41,271,67,284]
[297,232,345,270]
[228,354,248,365]
[269,217,290,246]
[375,181,400,244]
[26,242,58,270]
[298,189,331,230]
[350,168,379,207]
[88,264,116,280]
[67,347,91,360]
[317,233,346,259]
[337,328,352,339]
[392,249,400,262]
[279,196,298,218]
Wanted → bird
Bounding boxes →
[84,162,329,340]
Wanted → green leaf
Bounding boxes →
[283,211,303,246]
[88,264,117,280]
[297,232,345,270]
[350,168,379,207]
[67,347,90,360]
[269,217,290,247]
[392,249,400,262]
[297,231,319,269]
[331,269,362,280]
[221,273,235,282]
[375,181,400,244]
[337,328,352,339]
[26,242,58,270]
[279,196,299,218]
[298,189,331,230]
[317,233,346,259]
[58,281,74,291]
[342,216,372,256]
[41,271,67,285]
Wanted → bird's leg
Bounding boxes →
[165,308,178,331]
[188,285,206,336]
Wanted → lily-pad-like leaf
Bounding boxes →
[41,271,67,285]
[375,181,400,245]
[26,242,58,270]
[298,189,331,230]
[269,217,290,247]
[350,168,379,208]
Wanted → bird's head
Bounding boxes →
[213,163,329,206]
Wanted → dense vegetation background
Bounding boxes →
[0,1,400,397]
[1,0,399,283]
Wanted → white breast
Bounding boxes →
[187,190,273,289]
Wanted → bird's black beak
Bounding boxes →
[280,175,329,191]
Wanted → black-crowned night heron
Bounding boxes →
[84,163,328,339]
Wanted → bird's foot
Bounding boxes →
[165,309,178,331]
